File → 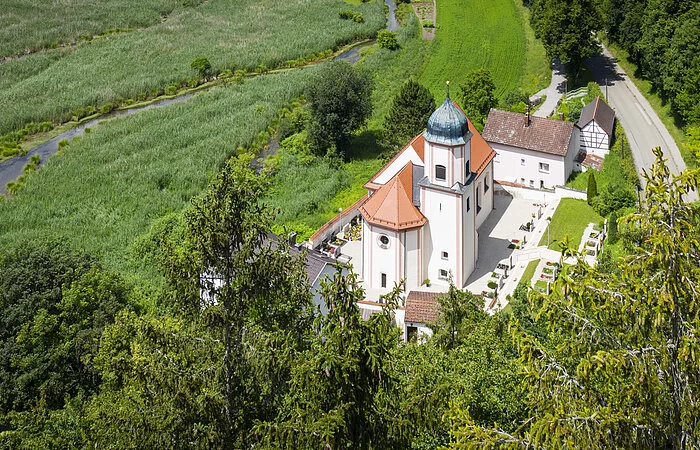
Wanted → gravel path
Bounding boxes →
[530,58,566,118]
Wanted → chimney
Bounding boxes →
[525,105,531,128]
[559,112,564,121]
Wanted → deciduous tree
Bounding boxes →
[457,69,496,130]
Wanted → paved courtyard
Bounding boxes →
[465,191,546,303]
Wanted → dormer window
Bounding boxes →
[435,165,446,181]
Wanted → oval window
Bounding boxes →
[378,234,390,249]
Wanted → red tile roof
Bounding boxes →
[404,290,442,324]
[482,109,574,156]
[366,133,425,188]
[360,162,427,231]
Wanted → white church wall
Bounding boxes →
[473,163,494,230]
[461,186,476,286]
[405,228,422,290]
[373,147,423,185]
[362,221,401,294]
[422,187,461,287]
[491,142,567,187]
[425,140,468,188]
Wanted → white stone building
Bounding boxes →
[482,109,579,188]
[357,92,496,298]
[577,96,615,157]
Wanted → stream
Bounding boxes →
[0,0,399,194]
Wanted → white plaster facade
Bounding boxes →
[579,120,610,157]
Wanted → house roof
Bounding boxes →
[577,96,615,136]
[482,109,574,156]
[404,290,442,324]
[359,162,427,230]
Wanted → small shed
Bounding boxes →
[577,96,615,157]
[404,290,442,342]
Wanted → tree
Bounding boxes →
[306,61,373,158]
[0,241,131,415]
[447,148,700,449]
[382,79,436,153]
[607,209,619,244]
[531,0,602,71]
[190,56,211,78]
[377,30,398,50]
[254,270,404,448]
[85,156,316,448]
[593,181,635,216]
[457,69,496,130]
[587,171,598,204]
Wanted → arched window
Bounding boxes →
[435,165,446,181]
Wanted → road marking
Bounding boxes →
[634,102,653,125]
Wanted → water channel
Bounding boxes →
[0,0,399,194]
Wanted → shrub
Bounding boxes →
[593,182,635,216]
[338,10,364,23]
[58,139,69,149]
[165,84,179,95]
[190,56,211,77]
[422,20,434,28]
[587,171,598,205]
[487,280,498,290]
[377,30,398,50]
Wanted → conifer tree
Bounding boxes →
[587,171,598,205]
[382,79,435,153]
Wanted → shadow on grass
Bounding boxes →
[345,127,384,162]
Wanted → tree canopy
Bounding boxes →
[306,61,373,159]
[457,69,496,130]
[382,79,436,153]
[531,0,602,70]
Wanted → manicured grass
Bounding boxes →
[521,259,540,286]
[0,0,182,58]
[603,40,693,167]
[0,0,385,135]
[420,0,547,101]
[540,198,603,251]
[0,69,317,281]
[566,122,639,193]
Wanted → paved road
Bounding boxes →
[530,58,566,118]
[585,45,695,200]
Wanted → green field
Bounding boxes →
[0,69,317,280]
[268,7,428,240]
[0,0,181,58]
[420,0,549,101]
[0,0,384,134]
[540,198,603,251]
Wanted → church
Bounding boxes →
[357,85,496,296]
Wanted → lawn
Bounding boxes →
[0,0,385,135]
[0,0,182,58]
[540,198,603,251]
[420,0,549,101]
[0,69,318,281]
[566,122,639,193]
[521,259,540,286]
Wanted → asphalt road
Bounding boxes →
[585,45,696,201]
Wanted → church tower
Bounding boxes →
[419,82,477,287]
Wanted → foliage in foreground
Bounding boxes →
[450,149,700,449]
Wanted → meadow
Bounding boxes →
[420,0,549,101]
[0,0,384,135]
[0,69,318,280]
[268,7,429,240]
[0,0,181,58]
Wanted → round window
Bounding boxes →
[377,234,390,249]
